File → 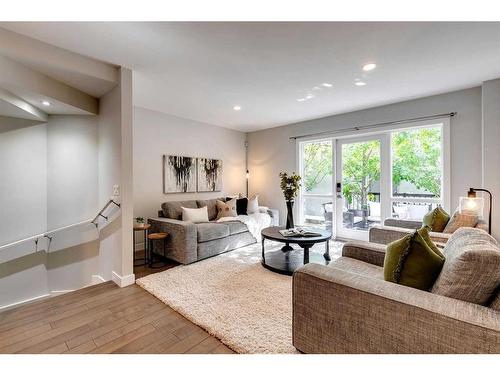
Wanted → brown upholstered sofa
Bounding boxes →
[292,227,500,353]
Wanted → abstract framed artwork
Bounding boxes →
[197,158,223,192]
[163,155,197,193]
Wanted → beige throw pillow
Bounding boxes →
[431,227,500,305]
[181,206,209,223]
[247,194,259,214]
[216,198,237,219]
[443,211,478,234]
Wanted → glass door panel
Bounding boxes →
[336,138,382,240]
[298,139,334,231]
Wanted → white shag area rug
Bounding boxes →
[137,240,343,354]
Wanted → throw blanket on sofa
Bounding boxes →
[217,212,271,241]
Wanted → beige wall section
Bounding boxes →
[97,67,134,287]
[133,107,247,247]
[247,87,483,226]
[119,68,134,281]
[482,79,500,239]
[0,55,98,115]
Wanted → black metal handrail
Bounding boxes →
[91,199,121,227]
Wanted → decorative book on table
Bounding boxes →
[279,228,322,237]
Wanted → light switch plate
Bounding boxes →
[113,184,120,197]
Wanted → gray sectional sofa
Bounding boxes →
[148,198,276,264]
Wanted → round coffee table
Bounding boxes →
[261,226,332,276]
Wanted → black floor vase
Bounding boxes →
[286,200,294,229]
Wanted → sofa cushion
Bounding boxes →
[216,198,237,219]
[442,211,478,234]
[224,221,248,235]
[422,206,450,232]
[431,227,500,305]
[329,257,383,279]
[247,194,259,214]
[236,197,248,215]
[196,198,224,221]
[181,206,209,223]
[384,227,445,291]
[162,200,197,220]
[196,223,229,243]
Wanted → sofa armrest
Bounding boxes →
[148,218,197,264]
[293,264,500,353]
[370,224,450,245]
[342,241,386,267]
[369,224,413,244]
[383,218,422,229]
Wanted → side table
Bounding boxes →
[133,224,151,267]
[148,232,169,268]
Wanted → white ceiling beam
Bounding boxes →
[0,87,48,122]
[0,27,118,88]
[0,55,98,115]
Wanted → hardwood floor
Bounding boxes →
[0,280,234,354]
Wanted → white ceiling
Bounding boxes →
[3,22,500,132]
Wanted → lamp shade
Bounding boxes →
[459,196,484,217]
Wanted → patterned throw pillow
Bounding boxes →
[384,227,445,291]
[443,211,478,234]
[216,198,238,219]
[421,206,450,232]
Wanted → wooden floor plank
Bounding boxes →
[0,279,234,354]
[186,335,223,354]
[90,324,157,354]
[66,340,97,354]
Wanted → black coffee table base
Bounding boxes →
[261,247,330,276]
[260,227,332,276]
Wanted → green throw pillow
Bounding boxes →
[384,227,445,291]
[421,206,450,232]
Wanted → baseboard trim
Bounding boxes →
[112,271,135,287]
[0,293,51,312]
[91,274,106,285]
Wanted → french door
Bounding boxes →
[297,120,449,241]
[335,135,390,241]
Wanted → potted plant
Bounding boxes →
[135,217,145,228]
[279,172,301,229]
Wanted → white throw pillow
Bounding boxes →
[247,194,259,214]
[181,206,209,223]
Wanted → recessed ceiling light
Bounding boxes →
[362,63,377,71]
[355,81,366,86]
[322,83,333,88]
[312,86,321,91]
[297,98,306,102]
[42,101,51,106]
[233,105,241,111]
[306,94,315,99]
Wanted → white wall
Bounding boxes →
[248,87,483,228]
[0,122,47,245]
[482,79,500,239]
[133,107,247,229]
[97,67,134,286]
[47,115,98,230]
[0,115,101,309]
